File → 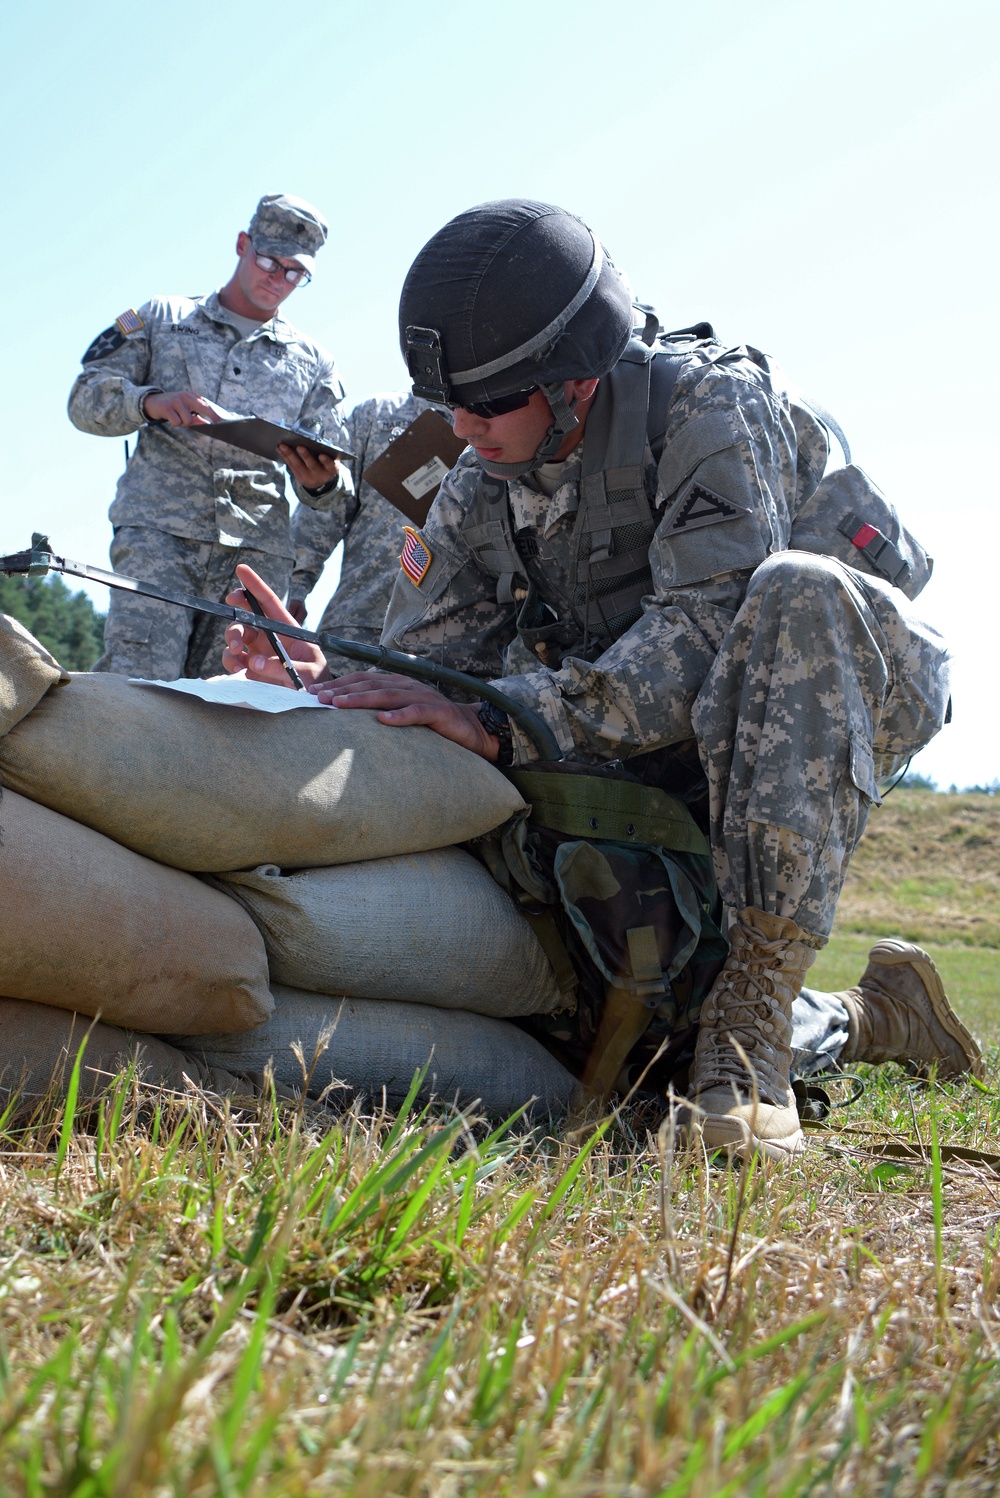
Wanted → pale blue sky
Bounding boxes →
[2,0,996,786]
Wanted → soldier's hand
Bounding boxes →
[278,443,340,493]
[143,390,227,427]
[310,673,499,760]
[222,564,330,687]
[287,597,308,624]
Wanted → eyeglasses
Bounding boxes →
[449,387,538,419]
[250,243,311,286]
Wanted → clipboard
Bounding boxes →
[188,414,353,464]
[361,410,467,525]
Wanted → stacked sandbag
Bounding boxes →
[175,984,579,1116]
[0,987,579,1118]
[212,848,564,1017]
[0,612,69,737]
[0,671,525,871]
[0,790,272,1033]
[0,997,251,1107]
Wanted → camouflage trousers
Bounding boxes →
[94,527,293,681]
[692,551,950,939]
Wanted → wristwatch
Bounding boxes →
[476,700,515,767]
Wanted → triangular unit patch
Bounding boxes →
[666,481,747,534]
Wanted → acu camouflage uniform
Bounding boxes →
[382,335,950,1080]
[68,291,348,678]
[290,392,451,676]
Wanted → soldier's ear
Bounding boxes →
[236,231,250,259]
[567,378,599,404]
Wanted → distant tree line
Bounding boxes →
[0,573,105,671]
[898,770,999,796]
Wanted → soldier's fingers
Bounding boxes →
[314,674,441,703]
[374,700,485,754]
[195,398,227,423]
[233,564,298,627]
[221,644,249,675]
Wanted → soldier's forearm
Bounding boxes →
[67,376,161,437]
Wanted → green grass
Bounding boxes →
[3,1052,1000,1495]
[812,935,999,1043]
[832,789,1000,948]
[810,788,1000,1045]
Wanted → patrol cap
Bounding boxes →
[248,194,328,273]
[399,199,634,407]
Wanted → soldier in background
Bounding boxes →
[286,392,452,674]
[68,193,349,679]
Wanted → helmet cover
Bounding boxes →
[399,200,634,407]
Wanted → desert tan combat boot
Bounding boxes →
[836,939,984,1080]
[684,908,820,1161]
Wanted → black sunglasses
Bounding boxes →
[449,387,538,419]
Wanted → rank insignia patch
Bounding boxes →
[82,325,125,364]
[115,308,144,336]
[400,526,432,585]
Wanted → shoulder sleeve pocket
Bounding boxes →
[654,444,769,586]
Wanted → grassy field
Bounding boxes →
[811,788,1000,1039]
[1,791,999,1496]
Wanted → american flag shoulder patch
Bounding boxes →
[400,526,432,586]
[115,308,144,336]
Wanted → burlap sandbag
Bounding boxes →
[0,988,578,1119]
[0,672,525,872]
[0,998,250,1108]
[213,848,564,1017]
[0,611,68,737]
[0,790,272,1033]
[174,984,579,1116]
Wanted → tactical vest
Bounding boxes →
[459,333,691,667]
[458,328,933,671]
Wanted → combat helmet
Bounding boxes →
[399,200,634,476]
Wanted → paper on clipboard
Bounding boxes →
[361,410,467,525]
[188,414,353,464]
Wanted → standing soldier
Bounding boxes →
[286,392,453,675]
[68,193,349,679]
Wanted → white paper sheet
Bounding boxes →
[129,674,333,713]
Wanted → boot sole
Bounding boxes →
[868,939,985,1080]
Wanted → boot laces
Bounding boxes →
[697,931,795,1100]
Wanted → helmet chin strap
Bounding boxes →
[476,381,580,479]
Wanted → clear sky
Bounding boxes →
[2,0,996,787]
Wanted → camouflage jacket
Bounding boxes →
[67,291,348,558]
[381,340,834,764]
[290,392,451,648]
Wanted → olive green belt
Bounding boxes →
[506,769,709,856]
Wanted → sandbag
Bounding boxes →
[0,790,272,1033]
[0,671,525,872]
[0,997,250,1108]
[173,984,579,1117]
[0,611,68,737]
[213,848,564,1017]
[0,987,579,1119]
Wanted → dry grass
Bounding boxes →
[832,790,1000,948]
[3,1057,1000,1496]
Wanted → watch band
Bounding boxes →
[477,699,515,768]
